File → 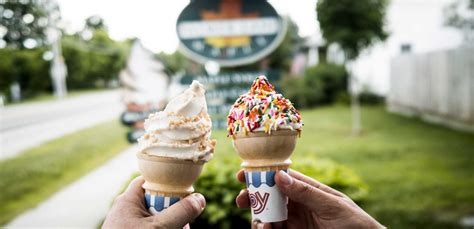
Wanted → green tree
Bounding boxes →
[156,51,189,75]
[0,1,59,101]
[317,0,388,135]
[62,26,128,89]
[444,0,474,44]
[85,15,107,31]
[0,0,53,49]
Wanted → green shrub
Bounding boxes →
[293,157,368,202]
[0,48,15,97]
[0,47,51,100]
[283,63,348,108]
[0,31,128,102]
[192,153,368,228]
[62,31,128,90]
[192,156,251,228]
[359,89,385,105]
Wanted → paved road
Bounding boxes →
[0,90,123,160]
[6,145,139,228]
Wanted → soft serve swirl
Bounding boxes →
[138,81,215,162]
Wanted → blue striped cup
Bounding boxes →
[144,191,182,214]
[244,168,289,222]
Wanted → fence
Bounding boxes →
[388,47,474,132]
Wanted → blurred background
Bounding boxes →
[0,0,473,228]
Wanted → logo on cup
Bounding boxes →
[249,191,270,214]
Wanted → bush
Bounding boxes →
[0,47,51,100]
[0,48,15,97]
[62,31,128,89]
[0,31,128,102]
[293,157,368,202]
[192,153,368,228]
[283,63,348,108]
[192,156,250,228]
[359,89,385,105]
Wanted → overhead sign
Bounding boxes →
[176,0,287,67]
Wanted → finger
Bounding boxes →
[236,169,246,183]
[153,193,206,228]
[183,224,190,229]
[275,171,339,214]
[271,221,285,229]
[289,169,345,197]
[252,221,272,229]
[236,189,250,208]
[121,176,145,203]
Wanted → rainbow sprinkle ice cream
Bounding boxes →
[227,75,302,136]
[228,75,302,223]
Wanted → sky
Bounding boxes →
[56,0,463,95]
[57,0,318,54]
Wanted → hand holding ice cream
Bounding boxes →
[228,75,303,223]
[137,80,216,214]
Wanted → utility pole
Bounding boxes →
[50,29,67,98]
[45,0,67,98]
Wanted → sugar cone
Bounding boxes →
[136,152,204,197]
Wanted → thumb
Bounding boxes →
[275,171,339,214]
[152,193,206,228]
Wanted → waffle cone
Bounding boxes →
[137,152,204,197]
[232,129,298,169]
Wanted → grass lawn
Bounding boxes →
[0,120,129,226]
[291,106,474,228]
[108,105,472,228]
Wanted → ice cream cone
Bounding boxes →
[137,152,204,196]
[233,129,298,169]
[137,152,205,214]
[227,76,303,223]
[136,81,215,214]
[232,130,298,223]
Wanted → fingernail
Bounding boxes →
[279,170,293,186]
[192,193,205,209]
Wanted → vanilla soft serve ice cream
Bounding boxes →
[138,80,215,162]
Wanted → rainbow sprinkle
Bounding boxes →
[227,75,302,136]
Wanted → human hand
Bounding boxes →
[103,176,205,229]
[235,169,384,229]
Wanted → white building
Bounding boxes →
[352,0,464,95]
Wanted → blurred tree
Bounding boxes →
[61,22,129,89]
[444,0,474,45]
[0,0,59,101]
[156,50,189,75]
[85,15,107,31]
[267,18,302,71]
[283,63,348,108]
[0,0,53,49]
[316,0,388,135]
